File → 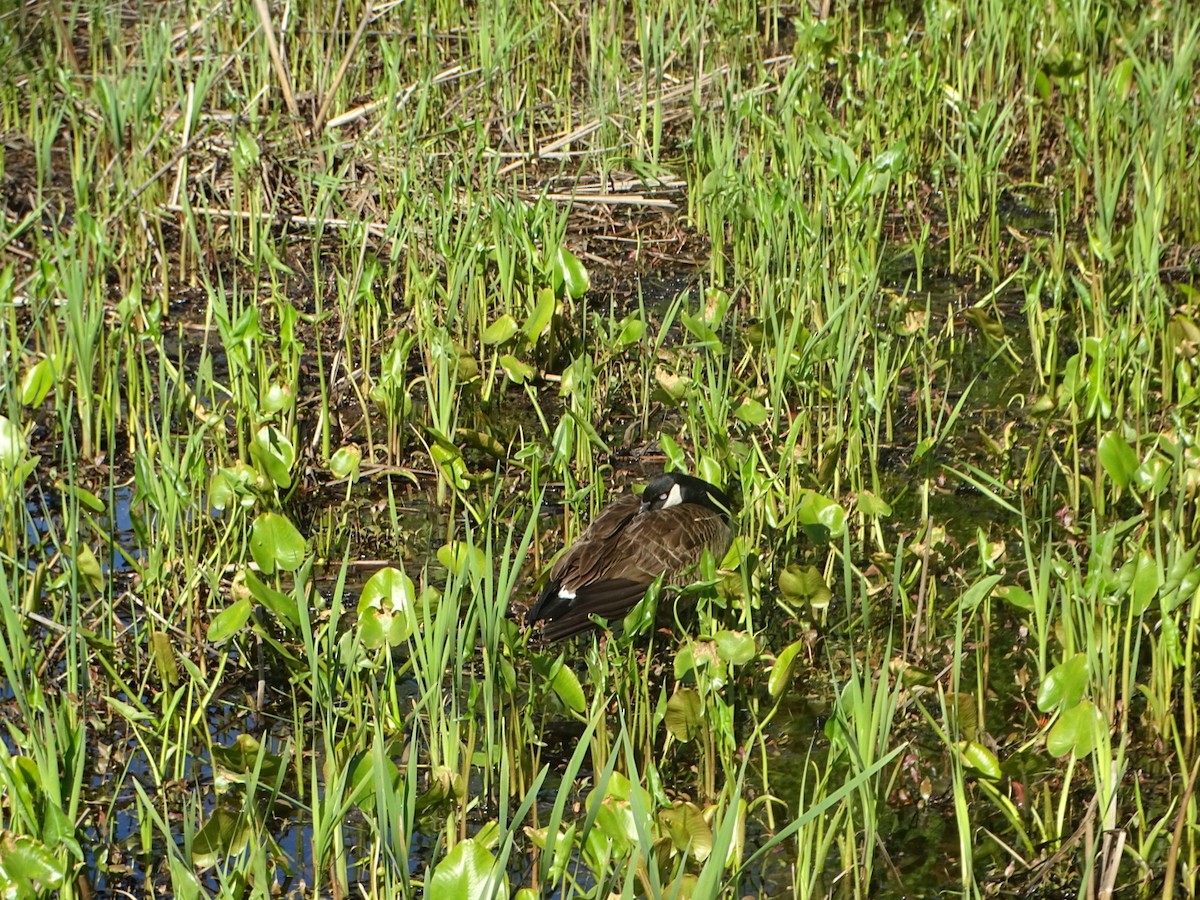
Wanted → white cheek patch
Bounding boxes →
[661,483,684,509]
[559,589,577,600]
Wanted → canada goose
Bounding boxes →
[526,472,734,640]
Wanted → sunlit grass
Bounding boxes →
[1,0,1199,895]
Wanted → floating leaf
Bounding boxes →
[500,354,536,384]
[482,314,520,345]
[207,597,253,643]
[0,832,67,895]
[329,444,362,481]
[1047,699,1105,758]
[357,566,417,647]
[733,399,769,425]
[778,563,832,610]
[1098,431,1138,489]
[1036,653,1089,713]
[426,838,508,900]
[665,688,703,743]
[250,424,295,489]
[613,315,645,350]
[796,490,846,541]
[21,357,55,407]
[659,801,713,862]
[857,490,892,517]
[524,287,557,343]
[995,584,1035,611]
[957,574,1003,612]
[956,741,1002,781]
[549,246,590,300]
[714,630,755,666]
[0,414,26,469]
[768,639,806,698]
[249,512,307,574]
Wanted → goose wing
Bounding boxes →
[531,502,730,639]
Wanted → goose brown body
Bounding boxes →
[526,473,733,640]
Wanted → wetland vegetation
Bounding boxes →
[1,0,1199,896]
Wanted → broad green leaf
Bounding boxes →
[995,584,1035,611]
[1046,699,1105,758]
[500,354,536,384]
[550,246,590,300]
[768,640,806,698]
[1036,653,1089,712]
[482,314,520,345]
[427,838,508,900]
[207,597,253,643]
[956,741,1001,780]
[524,287,556,342]
[249,512,307,574]
[1098,431,1137,488]
[356,566,417,647]
[733,399,769,425]
[329,444,362,480]
[778,563,832,610]
[957,574,1003,612]
[796,490,846,541]
[250,424,295,489]
[665,688,703,743]
[21,358,55,407]
[714,630,755,666]
[659,801,713,862]
[0,414,26,469]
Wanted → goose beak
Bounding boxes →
[638,499,651,513]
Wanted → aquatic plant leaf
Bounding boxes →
[778,564,832,609]
[1098,431,1138,488]
[21,357,55,407]
[613,315,645,350]
[958,574,1003,612]
[437,541,486,581]
[328,444,361,480]
[261,381,293,415]
[250,424,295,489]
[523,286,556,343]
[795,490,846,541]
[0,414,26,469]
[209,464,260,511]
[733,399,768,425]
[680,310,722,351]
[357,566,417,647]
[665,688,703,743]
[550,245,590,300]
[150,631,179,688]
[499,354,535,384]
[955,741,1001,781]
[242,568,300,628]
[74,544,103,593]
[482,314,520,345]
[1037,653,1089,712]
[1122,550,1159,615]
[207,597,253,643]
[995,584,1035,612]
[427,838,507,900]
[0,832,67,894]
[192,804,251,868]
[857,490,891,517]
[544,657,585,715]
[659,801,713,862]
[249,512,307,574]
[57,480,105,513]
[1047,700,1105,759]
[430,443,470,490]
[714,630,755,666]
[768,640,806,698]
